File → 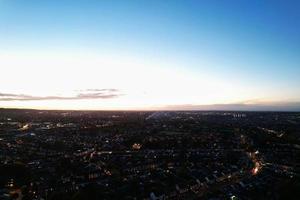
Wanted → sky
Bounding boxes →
[0,0,300,111]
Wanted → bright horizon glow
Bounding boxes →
[0,0,300,111]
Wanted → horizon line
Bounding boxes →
[1,104,300,112]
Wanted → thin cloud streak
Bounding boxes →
[156,102,300,112]
[0,89,121,101]
[77,89,119,92]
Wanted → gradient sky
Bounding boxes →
[0,0,300,110]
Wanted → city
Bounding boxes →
[1,0,300,199]
[0,109,299,199]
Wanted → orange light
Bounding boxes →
[252,167,259,175]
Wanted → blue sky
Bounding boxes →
[0,0,299,110]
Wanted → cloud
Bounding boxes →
[155,102,300,112]
[83,89,119,92]
[0,89,121,101]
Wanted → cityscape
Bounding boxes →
[1,0,300,199]
[0,109,299,199]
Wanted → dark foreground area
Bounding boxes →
[0,109,299,200]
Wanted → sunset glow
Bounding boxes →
[1,1,300,111]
